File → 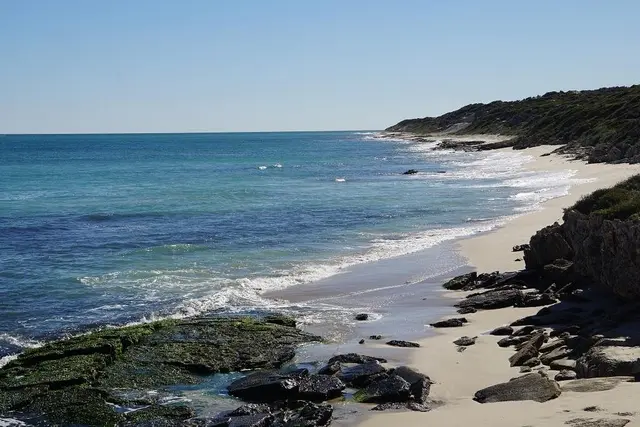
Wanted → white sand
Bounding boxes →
[359,146,640,427]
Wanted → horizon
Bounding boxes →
[2,1,639,134]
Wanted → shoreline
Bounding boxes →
[359,146,640,426]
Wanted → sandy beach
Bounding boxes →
[358,146,640,427]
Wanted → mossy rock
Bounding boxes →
[0,316,320,425]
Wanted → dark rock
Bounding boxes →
[550,325,582,338]
[473,372,562,403]
[490,326,514,336]
[577,346,640,378]
[297,375,345,401]
[386,340,420,348]
[455,289,524,311]
[453,336,477,346]
[442,272,477,291]
[227,372,299,402]
[516,292,558,308]
[520,366,533,373]
[555,370,578,381]
[392,366,432,404]
[359,339,365,345]
[355,313,369,321]
[327,353,386,365]
[513,326,536,337]
[337,361,387,387]
[354,374,411,403]
[403,169,419,175]
[278,401,333,427]
[457,307,478,315]
[497,336,530,348]
[509,333,546,367]
[369,335,382,340]
[513,244,530,252]
[543,259,576,286]
[430,318,468,328]
[550,359,577,371]
[317,361,341,376]
[540,346,573,366]
[540,338,567,354]
[523,357,541,367]
[524,222,573,270]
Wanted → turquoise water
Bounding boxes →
[0,131,579,357]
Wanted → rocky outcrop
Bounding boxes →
[562,210,640,300]
[576,346,640,378]
[0,316,320,425]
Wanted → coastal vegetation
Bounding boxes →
[386,85,640,164]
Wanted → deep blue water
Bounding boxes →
[0,131,577,357]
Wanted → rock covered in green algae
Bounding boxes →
[0,315,319,426]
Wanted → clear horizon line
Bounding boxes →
[1,129,381,136]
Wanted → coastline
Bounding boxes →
[359,146,640,426]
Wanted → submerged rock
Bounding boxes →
[355,313,369,321]
[402,169,419,175]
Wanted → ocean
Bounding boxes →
[0,131,584,360]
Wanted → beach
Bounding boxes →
[358,145,640,427]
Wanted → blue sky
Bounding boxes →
[1,0,639,133]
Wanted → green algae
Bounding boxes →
[0,316,319,426]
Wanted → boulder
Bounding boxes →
[392,366,432,404]
[455,289,524,311]
[523,357,541,367]
[327,353,387,365]
[430,318,468,328]
[442,272,477,291]
[386,340,420,348]
[317,361,341,376]
[513,244,530,252]
[555,370,577,381]
[577,346,640,378]
[353,375,411,403]
[457,307,478,315]
[355,313,369,321]
[297,375,345,402]
[227,372,298,402]
[490,326,514,336]
[453,336,477,347]
[509,333,546,367]
[550,358,577,371]
[520,366,533,373]
[277,401,333,427]
[540,338,566,354]
[473,372,562,403]
[512,326,536,337]
[540,346,573,366]
[337,361,387,387]
[497,336,530,348]
[369,335,382,340]
[403,169,419,175]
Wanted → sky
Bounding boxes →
[1,0,639,134]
